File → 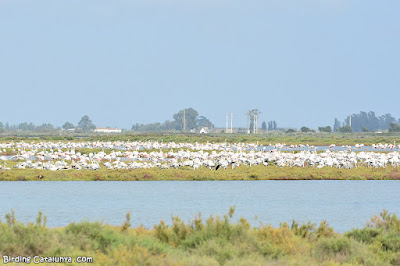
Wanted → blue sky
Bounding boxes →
[0,0,399,129]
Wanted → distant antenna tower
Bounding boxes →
[256,114,258,133]
[226,113,228,133]
[246,111,251,134]
[252,110,260,134]
[349,114,352,128]
[253,112,256,134]
[230,113,233,133]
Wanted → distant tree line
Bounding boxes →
[131,108,214,132]
[1,110,400,134]
[260,121,278,132]
[272,111,400,134]
[0,115,96,133]
[333,111,400,132]
[268,121,278,131]
[0,122,57,133]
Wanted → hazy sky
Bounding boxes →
[1,0,399,129]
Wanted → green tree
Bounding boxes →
[318,126,332,133]
[261,121,267,131]
[268,121,277,130]
[197,116,214,129]
[18,122,30,131]
[286,129,296,133]
[0,122,5,133]
[78,115,96,132]
[333,118,341,132]
[162,120,180,131]
[388,123,400,132]
[28,123,36,131]
[36,123,55,132]
[338,125,353,133]
[63,122,75,130]
[301,126,313,133]
[362,126,369,132]
[173,108,199,131]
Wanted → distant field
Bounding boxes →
[0,131,400,146]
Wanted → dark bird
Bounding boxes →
[215,164,221,171]
[38,175,44,179]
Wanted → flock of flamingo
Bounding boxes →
[0,141,399,171]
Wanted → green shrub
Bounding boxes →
[367,209,400,232]
[346,228,381,244]
[381,235,400,252]
[65,222,126,252]
[315,236,352,258]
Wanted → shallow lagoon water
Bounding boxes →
[0,181,399,233]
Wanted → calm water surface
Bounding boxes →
[0,181,399,233]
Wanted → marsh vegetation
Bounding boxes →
[1,164,400,181]
[1,209,400,265]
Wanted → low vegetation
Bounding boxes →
[1,209,400,265]
[1,164,400,181]
[0,132,399,146]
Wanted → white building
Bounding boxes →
[93,127,122,133]
[200,127,210,134]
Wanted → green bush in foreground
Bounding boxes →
[1,209,400,265]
